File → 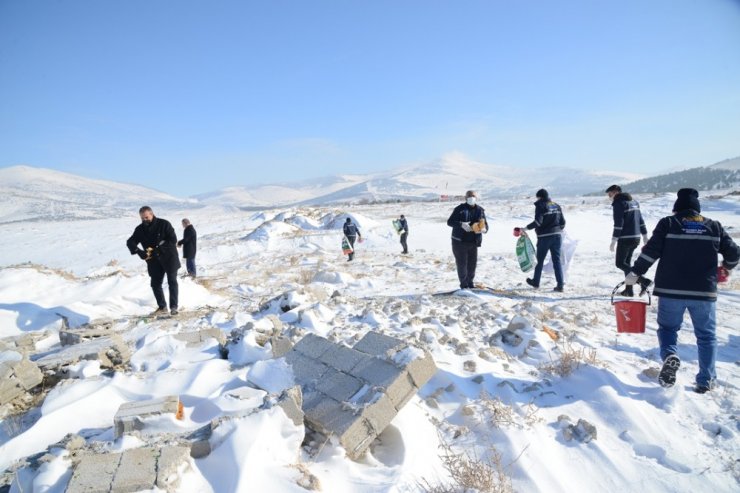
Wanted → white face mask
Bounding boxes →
[466,196,476,206]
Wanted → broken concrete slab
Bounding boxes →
[353,331,407,359]
[292,333,334,359]
[317,343,371,373]
[269,335,293,358]
[172,327,227,347]
[0,358,43,407]
[66,446,191,493]
[349,357,417,410]
[284,350,330,387]
[35,334,130,370]
[113,396,182,439]
[274,386,304,427]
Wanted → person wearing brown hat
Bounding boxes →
[625,188,739,393]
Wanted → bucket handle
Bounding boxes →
[611,282,651,306]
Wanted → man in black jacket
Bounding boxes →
[447,190,488,289]
[343,217,362,261]
[127,206,181,315]
[177,218,197,278]
[399,214,409,254]
[626,188,739,393]
[522,189,565,291]
[606,184,650,296]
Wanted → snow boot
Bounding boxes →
[553,285,564,292]
[526,278,539,289]
[694,380,716,394]
[658,354,681,388]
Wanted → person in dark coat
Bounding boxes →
[177,218,197,278]
[606,184,650,296]
[522,189,566,291]
[447,190,488,289]
[343,217,362,261]
[626,188,739,393]
[126,206,181,315]
[399,214,409,254]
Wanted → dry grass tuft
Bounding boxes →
[538,342,599,377]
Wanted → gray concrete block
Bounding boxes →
[185,422,214,459]
[353,332,407,359]
[156,445,190,490]
[355,391,397,434]
[0,358,43,406]
[173,328,226,347]
[276,386,304,426]
[315,368,365,402]
[350,357,417,410]
[270,335,293,358]
[318,344,372,373]
[284,350,330,387]
[404,352,437,388]
[0,379,24,407]
[111,447,157,493]
[114,396,180,438]
[12,358,43,390]
[36,334,130,370]
[292,333,334,359]
[66,452,121,492]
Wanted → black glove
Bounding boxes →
[136,248,147,260]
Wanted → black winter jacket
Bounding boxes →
[343,222,361,238]
[127,217,181,272]
[447,203,488,246]
[526,198,565,237]
[178,224,197,259]
[612,193,647,241]
[631,210,740,301]
[399,218,408,234]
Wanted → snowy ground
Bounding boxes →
[1,193,739,492]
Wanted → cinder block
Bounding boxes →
[12,358,43,390]
[315,368,364,402]
[404,352,438,388]
[36,334,130,370]
[356,392,397,434]
[66,452,121,492]
[0,379,23,407]
[114,396,181,438]
[270,336,293,358]
[185,422,214,459]
[173,328,226,347]
[350,358,417,410]
[318,344,372,373]
[156,446,190,490]
[284,351,330,387]
[276,386,304,426]
[111,447,157,493]
[0,359,42,406]
[353,332,407,359]
[292,333,334,359]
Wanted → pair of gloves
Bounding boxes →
[461,220,487,233]
[610,234,649,252]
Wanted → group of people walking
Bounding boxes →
[127,184,738,394]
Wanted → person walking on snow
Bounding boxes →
[521,189,566,292]
[447,190,488,289]
[126,206,181,315]
[177,218,197,278]
[343,217,362,261]
[625,188,739,394]
[606,184,651,296]
[399,214,409,254]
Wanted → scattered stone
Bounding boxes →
[425,397,439,409]
[172,328,226,347]
[461,404,476,416]
[269,335,293,358]
[562,418,598,443]
[642,367,660,379]
[463,360,477,373]
[444,383,456,393]
[0,358,43,407]
[472,375,484,384]
[491,329,523,348]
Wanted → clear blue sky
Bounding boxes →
[1,0,739,196]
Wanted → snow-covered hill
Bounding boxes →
[0,165,195,224]
[197,153,643,207]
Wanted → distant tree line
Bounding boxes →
[587,167,740,195]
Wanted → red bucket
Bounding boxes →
[718,265,729,283]
[611,283,651,333]
[513,227,522,237]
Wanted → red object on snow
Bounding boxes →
[513,227,522,237]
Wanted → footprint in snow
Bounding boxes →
[619,431,691,473]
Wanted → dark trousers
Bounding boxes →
[452,240,478,288]
[347,235,356,260]
[615,238,640,275]
[185,257,196,277]
[400,232,408,253]
[532,235,564,287]
[149,261,179,309]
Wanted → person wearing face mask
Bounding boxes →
[126,206,181,315]
[521,189,566,292]
[447,191,489,289]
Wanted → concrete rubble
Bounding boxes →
[113,395,183,439]
[0,358,43,407]
[284,331,437,459]
[65,445,191,493]
[34,334,131,370]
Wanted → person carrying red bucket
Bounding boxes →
[611,282,651,333]
[623,188,739,394]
